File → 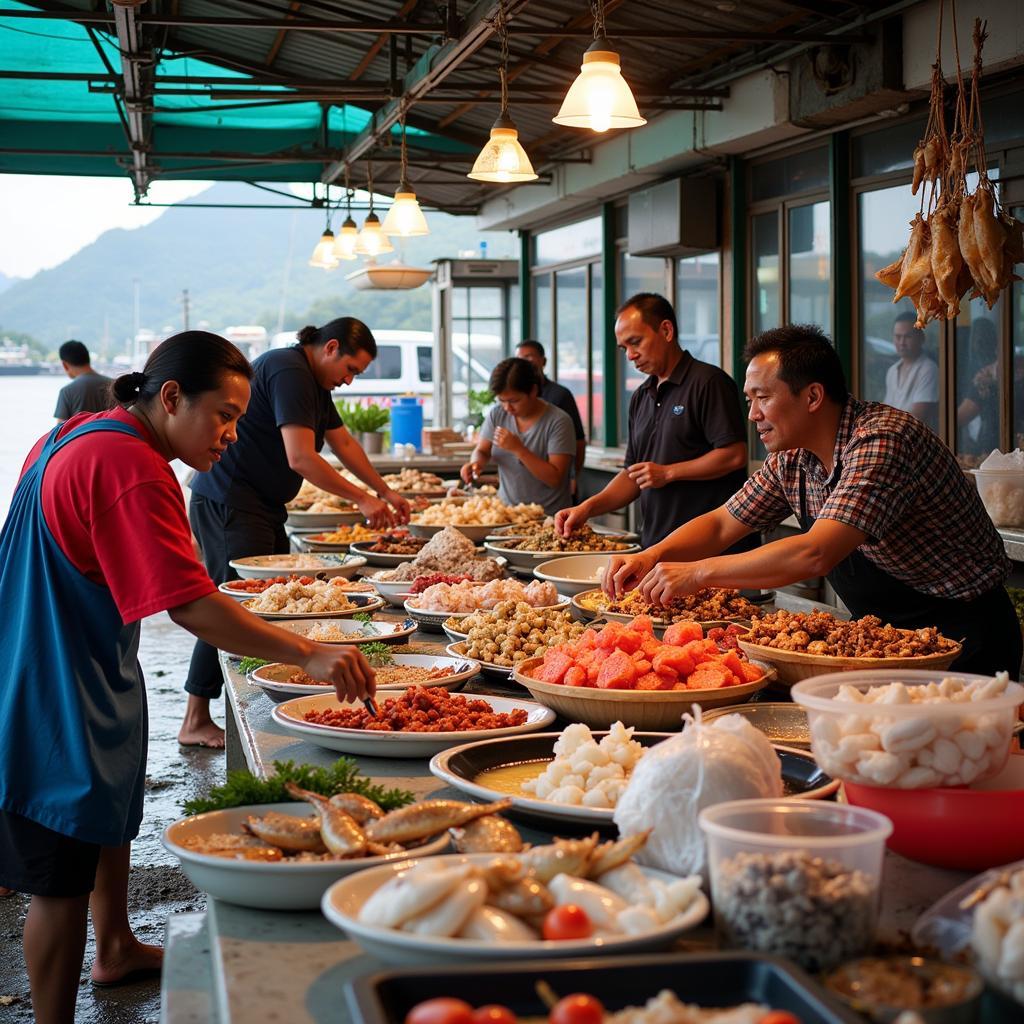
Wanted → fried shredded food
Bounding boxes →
[286,666,456,688]
[584,587,758,623]
[744,609,958,657]
[302,685,528,732]
[500,525,632,553]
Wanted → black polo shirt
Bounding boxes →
[191,346,342,520]
[625,350,749,548]
[540,376,586,442]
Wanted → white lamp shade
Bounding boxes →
[552,49,646,132]
[309,229,339,269]
[382,191,430,237]
[332,217,359,260]
[354,213,394,256]
[467,126,538,183]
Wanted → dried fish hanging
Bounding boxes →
[875,8,1023,328]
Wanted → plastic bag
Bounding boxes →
[612,709,783,876]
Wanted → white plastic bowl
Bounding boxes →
[533,554,616,597]
[972,468,1024,528]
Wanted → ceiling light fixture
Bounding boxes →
[332,170,359,260]
[355,161,394,257]
[552,0,646,133]
[382,113,430,236]
[308,189,338,269]
[467,0,538,183]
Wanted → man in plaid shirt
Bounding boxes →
[606,324,1021,678]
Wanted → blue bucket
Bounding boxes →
[390,396,424,451]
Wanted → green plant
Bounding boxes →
[466,388,494,428]
[236,656,270,674]
[358,641,394,666]
[336,400,390,433]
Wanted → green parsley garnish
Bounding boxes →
[358,641,394,667]
[353,612,372,623]
[182,757,414,815]
[236,656,271,674]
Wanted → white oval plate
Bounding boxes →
[405,599,569,629]
[321,852,708,965]
[349,541,423,567]
[483,541,641,569]
[445,641,515,682]
[221,578,376,601]
[161,801,450,910]
[286,508,362,529]
[229,553,367,579]
[270,692,556,758]
[241,593,386,620]
[272,617,418,644]
[249,655,482,697]
[408,521,520,544]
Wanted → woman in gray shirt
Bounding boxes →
[461,358,575,515]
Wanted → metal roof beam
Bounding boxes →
[322,0,534,185]
[265,1,303,66]
[350,0,421,82]
[504,27,870,43]
[111,2,151,199]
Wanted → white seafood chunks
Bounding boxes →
[457,905,538,942]
[548,874,629,933]
[807,674,1018,788]
[522,721,644,807]
[972,868,1024,1003]
[401,876,487,936]
[357,861,473,928]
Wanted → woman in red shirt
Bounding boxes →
[0,331,375,1024]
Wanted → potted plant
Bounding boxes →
[466,388,494,431]
[336,400,391,454]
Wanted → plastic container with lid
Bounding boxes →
[699,799,892,972]
[792,670,1024,789]
[390,396,424,452]
[971,467,1024,527]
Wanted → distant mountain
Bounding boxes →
[0,271,19,295]
[0,181,517,354]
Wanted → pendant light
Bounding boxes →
[467,0,538,183]
[382,114,430,237]
[308,195,338,269]
[332,179,359,261]
[355,161,394,257]
[553,0,646,133]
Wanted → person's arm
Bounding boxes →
[574,439,586,476]
[280,424,394,527]
[54,387,70,422]
[461,438,492,484]
[169,592,375,702]
[324,425,410,522]
[627,441,747,490]
[555,469,641,535]
[637,518,867,605]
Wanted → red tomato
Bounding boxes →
[549,994,605,1024]
[472,1005,517,1024]
[758,1013,801,1024]
[541,904,594,941]
[405,998,475,1024]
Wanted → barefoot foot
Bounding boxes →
[90,940,163,987]
[177,720,225,748]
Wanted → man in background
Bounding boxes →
[515,339,586,483]
[54,340,113,420]
[882,312,938,432]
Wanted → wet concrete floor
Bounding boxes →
[0,612,225,1023]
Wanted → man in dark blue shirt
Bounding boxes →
[516,339,586,482]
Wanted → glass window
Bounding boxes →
[355,344,402,380]
[752,212,780,333]
[417,345,432,382]
[857,184,940,429]
[751,147,829,201]
[618,254,666,441]
[788,201,831,337]
[852,118,926,179]
[1013,206,1024,452]
[452,286,469,318]
[555,266,589,436]
[591,263,604,441]
[508,283,520,347]
[468,287,502,317]
[533,274,552,346]
[676,252,720,367]
[534,216,602,265]
[956,300,1004,464]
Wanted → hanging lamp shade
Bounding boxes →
[552,40,646,132]
[332,215,359,260]
[382,190,430,237]
[354,212,394,256]
[467,115,538,183]
[309,228,339,269]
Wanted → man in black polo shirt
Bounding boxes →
[515,339,586,483]
[556,292,750,550]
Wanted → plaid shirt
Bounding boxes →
[726,397,1011,601]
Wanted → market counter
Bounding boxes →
[161,618,1011,1024]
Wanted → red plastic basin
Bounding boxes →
[843,754,1024,871]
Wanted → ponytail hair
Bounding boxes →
[297,317,377,359]
[489,356,541,396]
[112,330,253,407]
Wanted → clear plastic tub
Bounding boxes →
[972,468,1024,527]
[699,799,892,972]
[792,670,1024,789]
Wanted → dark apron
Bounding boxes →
[798,469,1021,679]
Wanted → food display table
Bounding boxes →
[159,605,1017,1024]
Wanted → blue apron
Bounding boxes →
[0,419,148,846]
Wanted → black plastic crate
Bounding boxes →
[347,952,862,1024]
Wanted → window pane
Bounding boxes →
[619,254,666,441]
[535,216,602,265]
[417,345,432,382]
[356,344,402,380]
[858,185,940,429]
[788,201,831,337]
[751,147,828,201]
[555,266,589,436]
[468,287,502,317]
[676,252,720,367]
[533,274,552,347]
[508,283,520,347]
[852,118,926,178]
[452,286,468,318]
[752,212,780,333]
[591,263,604,441]
[1013,206,1024,452]
[956,301,1004,464]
